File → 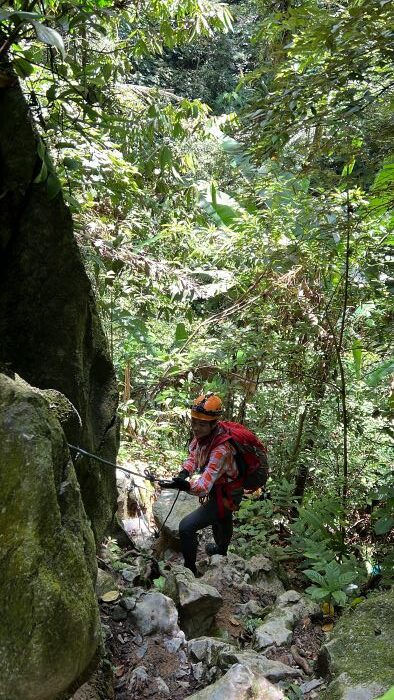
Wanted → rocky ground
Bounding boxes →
[74,532,328,700]
[72,486,394,700]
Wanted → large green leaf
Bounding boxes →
[352,339,362,379]
[370,158,394,214]
[175,323,188,342]
[365,359,394,387]
[197,180,246,227]
[374,517,394,536]
[32,21,65,58]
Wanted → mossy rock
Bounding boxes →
[318,590,394,700]
[0,374,101,700]
[0,69,119,545]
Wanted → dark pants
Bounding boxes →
[179,493,241,571]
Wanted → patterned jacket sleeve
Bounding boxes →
[189,443,237,496]
[180,438,198,475]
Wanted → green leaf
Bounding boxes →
[13,57,34,78]
[32,21,65,58]
[341,157,355,177]
[159,146,172,169]
[365,359,394,387]
[332,590,347,606]
[338,571,356,586]
[198,180,246,227]
[153,576,165,592]
[175,323,188,342]
[211,180,217,207]
[374,517,394,536]
[175,322,188,342]
[33,160,48,184]
[46,173,61,199]
[352,339,362,379]
[304,569,326,586]
[0,10,42,20]
[63,157,79,170]
[325,560,341,587]
[306,585,330,600]
[46,84,56,101]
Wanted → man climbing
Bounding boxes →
[159,393,268,575]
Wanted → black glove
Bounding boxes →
[158,478,190,492]
[173,477,190,491]
[177,469,190,480]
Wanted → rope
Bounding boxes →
[154,489,181,538]
[67,443,156,490]
[67,443,182,538]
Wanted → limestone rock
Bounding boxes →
[199,553,249,588]
[0,374,101,700]
[126,666,149,694]
[0,73,119,545]
[188,637,233,666]
[186,663,285,700]
[253,612,294,650]
[152,490,197,541]
[128,591,179,636]
[164,565,222,638]
[70,661,114,700]
[253,590,319,651]
[318,590,394,700]
[95,569,117,599]
[156,677,170,695]
[276,589,319,618]
[218,649,302,682]
[200,552,284,598]
[235,600,268,617]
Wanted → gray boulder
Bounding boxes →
[245,554,286,596]
[253,590,319,651]
[0,374,101,700]
[164,565,222,638]
[200,552,284,599]
[218,648,302,682]
[153,489,197,541]
[186,663,285,700]
[235,599,268,617]
[323,675,387,700]
[188,637,233,666]
[0,71,118,545]
[318,590,394,700]
[128,590,179,636]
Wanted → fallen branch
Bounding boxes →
[290,645,312,675]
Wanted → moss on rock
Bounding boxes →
[0,374,101,700]
[319,590,394,700]
[0,68,119,545]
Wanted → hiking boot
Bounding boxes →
[205,543,227,556]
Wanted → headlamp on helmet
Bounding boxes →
[190,393,223,421]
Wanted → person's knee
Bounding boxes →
[179,514,196,540]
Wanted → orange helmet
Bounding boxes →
[190,393,223,421]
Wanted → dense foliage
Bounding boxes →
[2,0,392,598]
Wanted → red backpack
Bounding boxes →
[209,421,269,516]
